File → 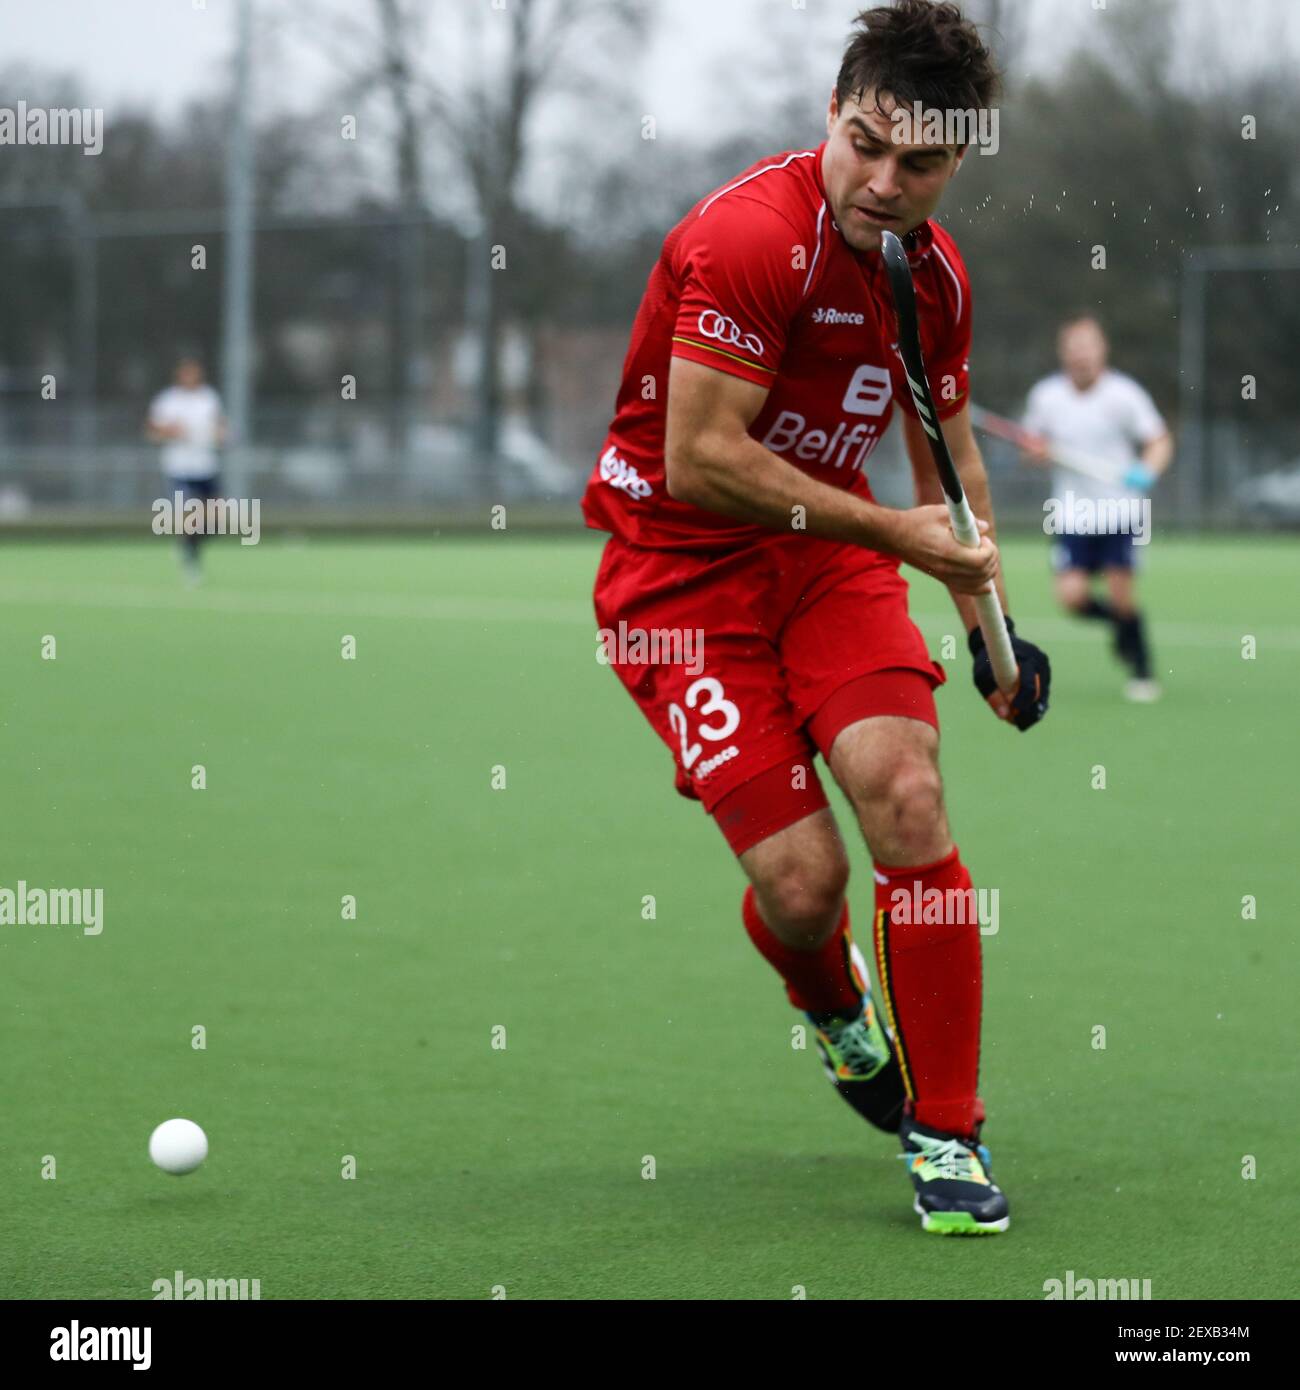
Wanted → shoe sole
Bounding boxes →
[914,1197,1010,1236]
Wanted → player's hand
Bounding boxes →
[1123,463,1156,491]
[891,505,1000,596]
[969,618,1051,731]
[1021,434,1051,467]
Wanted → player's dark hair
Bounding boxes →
[836,1,1000,137]
[1058,313,1105,335]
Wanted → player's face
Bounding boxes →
[1058,322,1107,388]
[823,89,963,252]
[176,360,204,389]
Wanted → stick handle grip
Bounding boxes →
[945,494,1019,695]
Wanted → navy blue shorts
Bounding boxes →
[1051,531,1136,574]
[168,475,222,501]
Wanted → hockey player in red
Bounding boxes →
[582,0,1051,1234]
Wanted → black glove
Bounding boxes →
[968,617,1051,732]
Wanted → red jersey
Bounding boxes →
[580,141,973,551]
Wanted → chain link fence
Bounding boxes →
[1,215,1296,532]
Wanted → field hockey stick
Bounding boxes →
[968,404,1126,487]
[878,230,1018,695]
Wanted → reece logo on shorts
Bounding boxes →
[599,445,653,499]
[698,309,765,358]
[694,744,740,779]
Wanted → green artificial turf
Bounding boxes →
[0,532,1294,1299]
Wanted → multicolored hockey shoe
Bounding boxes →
[898,1112,1010,1235]
[806,993,906,1133]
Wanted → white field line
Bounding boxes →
[0,581,1298,651]
[0,582,592,625]
[925,615,1300,652]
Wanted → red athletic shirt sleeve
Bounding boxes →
[669,200,810,389]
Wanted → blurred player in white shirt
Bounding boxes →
[146,357,226,582]
[1022,317,1173,701]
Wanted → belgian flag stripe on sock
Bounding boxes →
[840,932,868,996]
[874,908,915,1102]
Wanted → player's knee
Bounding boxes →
[857,752,946,861]
[890,758,945,829]
[756,854,849,947]
[1058,581,1088,611]
[1110,593,1137,619]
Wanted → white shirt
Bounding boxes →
[148,384,223,480]
[1022,369,1166,506]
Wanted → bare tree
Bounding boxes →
[376,0,426,480]
[299,0,650,498]
[445,0,650,496]
[962,0,1029,85]
[278,0,432,476]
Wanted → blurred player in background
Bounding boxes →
[1022,316,1173,701]
[145,357,226,584]
[583,0,1051,1236]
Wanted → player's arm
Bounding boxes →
[1123,383,1174,489]
[144,403,183,443]
[665,358,998,595]
[1017,387,1052,466]
[1122,429,1173,490]
[1140,429,1173,477]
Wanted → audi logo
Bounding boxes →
[698,310,765,357]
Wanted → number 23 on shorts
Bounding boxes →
[666,676,741,773]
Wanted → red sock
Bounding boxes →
[741,885,865,1014]
[872,847,986,1136]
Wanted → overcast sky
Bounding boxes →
[10,0,1300,126]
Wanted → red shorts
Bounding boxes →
[593,533,947,856]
